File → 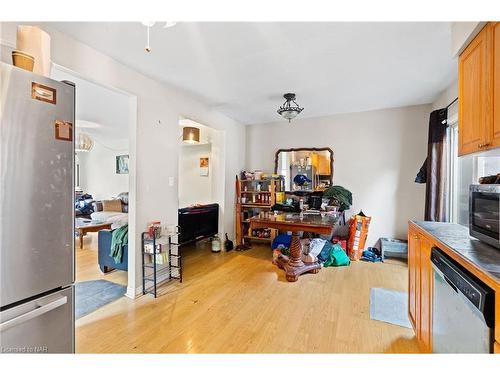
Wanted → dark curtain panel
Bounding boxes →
[423,108,448,222]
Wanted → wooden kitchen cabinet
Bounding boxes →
[492,22,500,149]
[408,229,419,333]
[419,236,433,353]
[458,22,500,155]
[407,226,432,352]
[458,23,492,155]
[409,221,500,353]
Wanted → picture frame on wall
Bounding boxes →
[200,157,209,176]
[116,154,129,174]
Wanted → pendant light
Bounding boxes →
[277,93,304,123]
[182,127,200,144]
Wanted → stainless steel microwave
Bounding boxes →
[469,184,500,249]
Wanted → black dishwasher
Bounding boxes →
[431,247,495,353]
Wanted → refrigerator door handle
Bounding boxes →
[0,296,68,333]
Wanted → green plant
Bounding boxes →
[323,185,352,211]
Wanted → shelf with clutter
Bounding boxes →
[141,222,182,298]
[234,170,285,249]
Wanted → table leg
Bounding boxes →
[276,231,320,282]
[79,230,84,249]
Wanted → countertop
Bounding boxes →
[411,221,500,283]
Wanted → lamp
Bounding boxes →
[182,127,200,144]
[75,132,94,152]
[277,93,304,123]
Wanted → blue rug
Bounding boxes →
[369,288,412,328]
[75,280,126,319]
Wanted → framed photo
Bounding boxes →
[116,155,129,174]
[200,157,209,176]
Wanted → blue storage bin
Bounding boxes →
[380,237,408,259]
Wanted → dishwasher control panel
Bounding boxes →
[431,251,485,309]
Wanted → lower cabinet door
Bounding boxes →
[408,230,420,333]
[419,237,433,353]
[494,341,500,354]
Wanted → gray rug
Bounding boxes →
[369,288,412,328]
[75,280,126,319]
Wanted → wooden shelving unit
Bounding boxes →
[235,175,284,249]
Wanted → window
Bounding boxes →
[447,100,473,225]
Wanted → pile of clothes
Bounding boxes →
[360,247,383,263]
[110,224,128,264]
[307,238,350,267]
[272,234,384,266]
[272,235,350,268]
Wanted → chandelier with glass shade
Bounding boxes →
[277,93,304,123]
[75,132,94,152]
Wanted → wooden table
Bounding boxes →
[75,219,112,249]
[250,211,339,282]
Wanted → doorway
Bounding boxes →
[51,65,135,319]
[178,118,226,254]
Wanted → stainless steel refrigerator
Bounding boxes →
[0,62,75,353]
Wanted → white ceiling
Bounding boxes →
[47,22,457,125]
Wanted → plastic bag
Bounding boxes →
[324,244,350,267]
[347,213,372,261]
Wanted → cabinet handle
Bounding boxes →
[413,235,419,240]
[478,143,491,149]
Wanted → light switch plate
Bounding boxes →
[168,176,174,186]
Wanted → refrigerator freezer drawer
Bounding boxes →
[0,286,74,353]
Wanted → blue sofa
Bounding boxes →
[98,229,128,273]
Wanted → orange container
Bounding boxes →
[346,214,372,261]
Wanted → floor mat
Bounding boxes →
[75,280,126,319]
[369,287,412,328]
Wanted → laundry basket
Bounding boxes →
[380,238,408,260]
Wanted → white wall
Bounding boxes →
[432,79,457,110]
[0,22,246,298]
[77,139,129,200]
[179,143,212,207]
[246,105,431,245]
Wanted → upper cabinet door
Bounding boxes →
[492,22,500,149]
[458,24,493,155]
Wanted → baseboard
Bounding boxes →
[125,285,142,299]
[125,273,171,299]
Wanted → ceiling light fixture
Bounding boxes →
[142,22,155,53]
[277,93,304,123]
[141,21,177,52]
[182,127,200,144]
[75,132,94,152]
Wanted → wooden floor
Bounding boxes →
[76,233,128,285]
[75,234,420,353]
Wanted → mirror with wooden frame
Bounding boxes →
[274,148,334,192]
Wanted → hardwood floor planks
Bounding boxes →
[75,235,420,353]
